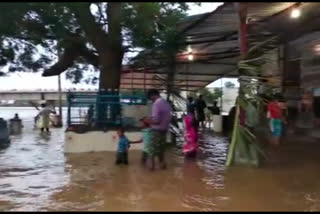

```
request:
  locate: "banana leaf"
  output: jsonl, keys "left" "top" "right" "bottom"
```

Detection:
{"left": 237, "top": 97, "right": 248, "bottom": 109}
{"left": 226, "top": 35, "right": 278, "bottom": 168}
{"left": 233, "top": 126, "right": 260, "bottom": 167}
{"left": 226, "top": 105, "right": 240, "bottom": 166}
{"left": 245, "top": 36, "right": 277, "bottom": 59}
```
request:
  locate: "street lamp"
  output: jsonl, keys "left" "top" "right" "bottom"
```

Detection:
{"left": 314, "top": 44, "right": 320, "bottom": 55}
{"left": 186, "top": 52, "right": 194, "bottom": 92}
{"left": 188, "top": 54, "right": 194, "bottom": 61}
{"left": 290, "top": 8, "right": 301, "bottom": 19}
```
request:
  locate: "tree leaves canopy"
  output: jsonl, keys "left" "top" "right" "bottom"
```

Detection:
{"left": 0, "top": 2, "right": 189, "bottom": 84}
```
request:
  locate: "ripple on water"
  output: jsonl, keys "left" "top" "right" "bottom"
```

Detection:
{"left": 3, "top": 108, "right": 320, "bottom": 211}
{"left": 182, "top": 194, "right": 218, "bottom": 211}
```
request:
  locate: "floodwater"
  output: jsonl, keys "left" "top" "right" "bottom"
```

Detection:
{"left": 0, "top": 107, "right": 320, "bottom": 211}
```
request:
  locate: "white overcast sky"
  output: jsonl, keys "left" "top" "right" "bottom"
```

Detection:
{"left": 0, "top": 2, "right": 238, "bottom": 90}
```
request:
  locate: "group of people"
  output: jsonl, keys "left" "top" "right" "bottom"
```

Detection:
{"left": 115, "top": 90, "right": 222, "bottom": 170}
{"left": 187, "top": 95, "right": 221, "bottom": 129}
{"left": 186, "top": 95, "right": 207, "bottom": 129}
{"left": 115, "top": 89, "right": 172, "bottom": 171}
{"left": 266, "top": 90, "right": 320, "bottom": 146}
{"left": 31, "top": 89, "right": 220, "bottom": 170}
{"left": 115, "top": 88, "right": 319, "bottom": 169}
{"left": 183, "top": 95, "right": 220, "bottom": 157}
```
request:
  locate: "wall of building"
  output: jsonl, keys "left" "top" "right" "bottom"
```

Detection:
{"left": 286, "top": 31, "right": 320, "bottom": 91}
{"left": 262, "top": 48, "right": 281, "bottom": 79}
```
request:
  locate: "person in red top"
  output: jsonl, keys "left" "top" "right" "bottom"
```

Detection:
{"left": 267, "top": 95, "right": 286, "bottom": 145}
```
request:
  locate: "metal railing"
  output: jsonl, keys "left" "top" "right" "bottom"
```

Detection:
{"left": 67, "top": 92, "right": 148, "bottom": 128}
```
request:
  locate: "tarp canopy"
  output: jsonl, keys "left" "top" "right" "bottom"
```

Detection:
{"left": 120, "top": 3, "right": 320, "bottom": 92}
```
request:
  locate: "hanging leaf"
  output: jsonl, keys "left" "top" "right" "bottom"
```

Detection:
{"left": 226, "top": 34, "right": 279, "bottom": 167}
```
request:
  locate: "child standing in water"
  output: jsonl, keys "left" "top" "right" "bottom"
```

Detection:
{"left": 115, "top": 128, "right": 142, "bottom": 165}
{"left": 140, "top": 119, "right": 152, "bottom": 167}
{"left": 267, "top": 95, "right": 286, "bottom": 146}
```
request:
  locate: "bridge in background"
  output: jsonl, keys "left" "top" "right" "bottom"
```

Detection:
{"left": 0, "top": 90, "right": 97, "bottom": 101}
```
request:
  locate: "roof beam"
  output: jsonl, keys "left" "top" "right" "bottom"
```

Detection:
{"left": 120, "top": 83, "right": 206, "bottom": 87}
{"left": 197, "top": 31, "right": 238, "bottom": 50}
{"left": 178, "top": 48, "right": 239, "bottom": 57}
{"left": 121, "top": 77, "right": 214, "bottom": 82}
{"left": 133, "top": 71, "right": 238, "bottom": 77}
{"left": 178, "top": 3, "right": 229, "bottom": 38}
{"left": 179, "top": 34, "right": 237, "bottom": 45}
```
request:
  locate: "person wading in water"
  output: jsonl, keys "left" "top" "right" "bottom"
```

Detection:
{"left": 142, "top": 89, "right": 172, "bottom": 171}
{"left": 36, "top": 103, "right": 56, "bottom": 133}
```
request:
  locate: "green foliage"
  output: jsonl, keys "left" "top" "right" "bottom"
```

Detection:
{"left": 0, "top": 3, "right": 189, "bottom": 84}
{"left": 122, "top": 3, "right": 188, "bottom": 52}
{"left": 226, "top": 36, "right": 278, "bottom": 167}
{"left": 188, "top": 87, "right": 222, "bottom": 104}
{"left": 224, "top": 81, "right": 235, "bottom": 88}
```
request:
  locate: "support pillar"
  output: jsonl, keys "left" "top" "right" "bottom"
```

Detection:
{"left": 226, "top": 3, "right": 250, "bottom": 167}
{"left": 226, "top": 3, "right": 262, "bottom": 167}
{"left": 166, "top": 55, "right": 176, "bottom": 101}
{"left": 56, "top": 74, "right": 63, "bottom": 127}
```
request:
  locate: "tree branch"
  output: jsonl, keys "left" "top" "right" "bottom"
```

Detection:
{"left": 42, "top": 33, "right": 99, "bottom": 76}
{"left": 71, "top": 3, "right": 109, "bottom": 52}
{"left": 81, "top": 47, "right": 99, "bottom": 67}
{"left": 42, "top": 45, "right": 81, "bottom": 76}
{"left": 97, "top": 4, "right": 108, "bottom": 26}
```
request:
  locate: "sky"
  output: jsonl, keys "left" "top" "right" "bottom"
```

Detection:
{"left": 0, "top": 2, "right": 237, "bottom": 91}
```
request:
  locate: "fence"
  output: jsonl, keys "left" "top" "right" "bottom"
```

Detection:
{"left": 67, "top": 91, "right": 148, "bottom": 128}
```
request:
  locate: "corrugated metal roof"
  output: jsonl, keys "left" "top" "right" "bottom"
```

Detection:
{"left": 258, "top": 3, "right": 320, "bottom": 42}
{"left": 173, "top": 2, "right": 306, "bottom": 90}
{"left": 121, "top": 2, "right": 317, "bottom": 91}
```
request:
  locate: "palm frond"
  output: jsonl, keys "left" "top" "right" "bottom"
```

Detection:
{"left": 226, "top": 35, "right": 278, "bottom": 167}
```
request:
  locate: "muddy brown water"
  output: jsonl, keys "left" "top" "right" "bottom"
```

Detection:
{"left": 1, "top": 107, "right": 320, "bottom": 211}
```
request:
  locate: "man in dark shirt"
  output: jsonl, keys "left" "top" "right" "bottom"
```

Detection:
{"left": 209, "top": 101, "right": 220, "bottom": 115}
{"left": 195, "top": 95, "right": 207, "bottom": 129}
{"left": 186, "top": 96, "right": 195, "bottom": 115}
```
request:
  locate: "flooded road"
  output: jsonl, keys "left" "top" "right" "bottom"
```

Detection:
{"left": 1, "top": 107, "right": 320, "bottom": 211}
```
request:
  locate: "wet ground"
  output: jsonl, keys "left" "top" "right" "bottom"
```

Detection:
{"left": 1, "top": 107, "right": 320, "bottom": 211}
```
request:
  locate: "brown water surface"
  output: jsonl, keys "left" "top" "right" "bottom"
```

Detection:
{"left": 0, "top": 107, "right": 320, "bottom": 211}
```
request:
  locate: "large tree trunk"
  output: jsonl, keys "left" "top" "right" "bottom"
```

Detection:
{"left": 44, "top": 3, "right": 124, "bottom": 91}
{"left": 100, "top": 2, "right": 123, "bottom": 91}
{"left": 70, "top": 3, "right": 124, "bottom": 128}
{"left": 41, "top": 3, "right": 124, "bottom": 128}
{"left": 98, "top": 50, "right": 123, "bottom": 127}
{"left": 99, "top": 51, "right": 123, "bottom": 90}
{"left": 73, "top": 3, "right": 123, "bottom": 91}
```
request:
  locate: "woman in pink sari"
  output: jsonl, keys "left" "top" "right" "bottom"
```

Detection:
{"left": 183, "top": 110, "right": 198, "bottom": 158}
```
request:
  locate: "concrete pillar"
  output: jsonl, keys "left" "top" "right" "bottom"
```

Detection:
{"left": 41, "top": 92, "right": 45, "bottom": 100}
{"left": 57, "top": 75, "right": 63, "bottom": 127}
